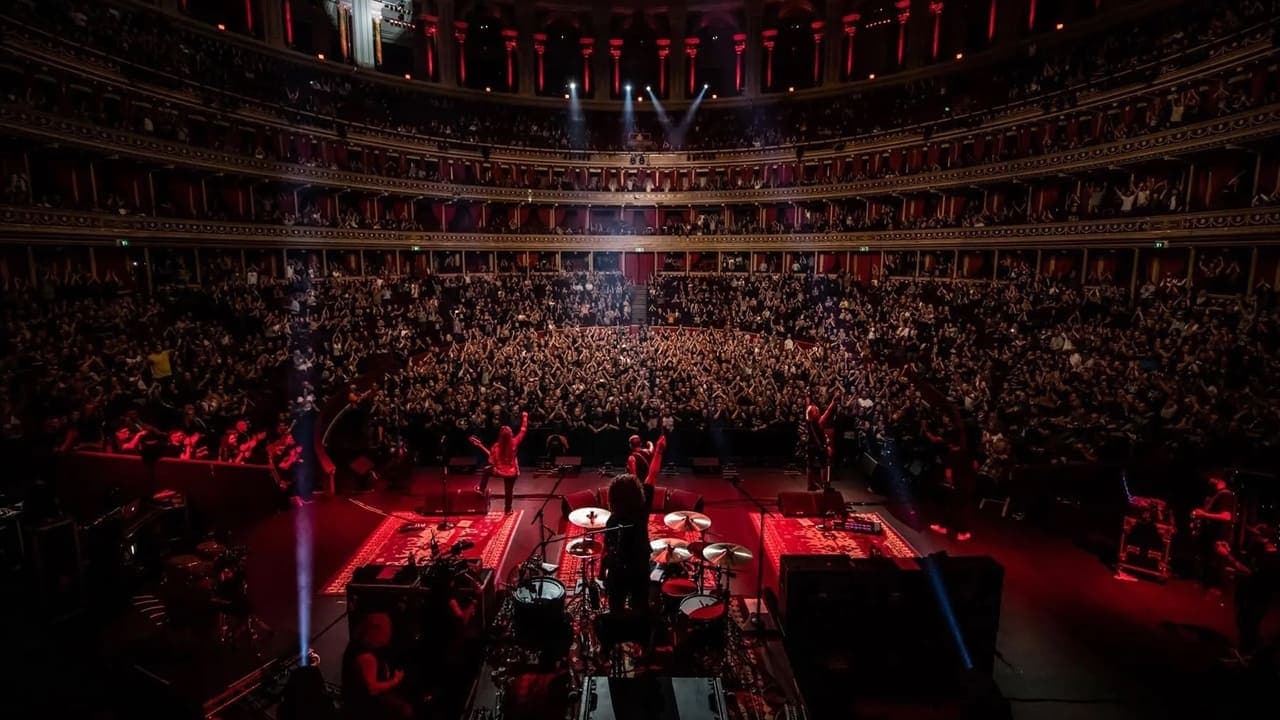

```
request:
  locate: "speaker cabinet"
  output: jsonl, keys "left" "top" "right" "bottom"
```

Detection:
{"left": 779, "top": 553, "right": 1004, "bottom": 687}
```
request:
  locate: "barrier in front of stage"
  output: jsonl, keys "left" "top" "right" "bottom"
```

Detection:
{"left": 52, "top": 451, "right": 282, "bottom": 529}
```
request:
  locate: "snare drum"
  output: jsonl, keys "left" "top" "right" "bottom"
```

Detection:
{"left": 660, "top": 578, "right": 697, "bottom": 613}
{"left": 512, "top": 577, "right": 567, "bottom": 649}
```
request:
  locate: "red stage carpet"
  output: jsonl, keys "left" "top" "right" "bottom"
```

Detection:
{"left": 555, "top": 515, "right": 683, "bottom": 589}
{"left": 748, "top": 512, "right": 920, "bottom": 593}
{"left": 322, "top": 511, "right": 522, "bottom": 596}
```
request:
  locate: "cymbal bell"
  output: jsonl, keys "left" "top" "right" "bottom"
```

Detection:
{"left": 663, "top": 510, "right": 711, "bottom": 532}
{"left": 702, "top": 542, "right": 753, "bottom": 568}
{"left": 568, "top": 506, "right": 611, "bottom": 529}
{"left": 649, "top": 538, "right": 692, "bottom": 564}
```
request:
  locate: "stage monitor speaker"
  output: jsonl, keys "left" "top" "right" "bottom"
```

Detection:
{"left": 777, "top": 490, "right": 845, "bottom": 517}
{"left": 577, "top": 676, "right": 727, "bottom": 720}
{"left": 562, "top": 489, "right": 601, "bottom": 518}
{"left": 662, "top": 487, "right": 704, "bottom": 513}
{"left": 418, "top": 488, "right": 489, "bottom": 515}
{"left": 691, "top": 457, "right": 721, "bottom": 474}
{"left": 448, "top": 455, "right": 478, "bottom": 473}
{"left": 554, "top": 456, "right": 583, "bottom": 475}
{"left": 777, "top": 491, "right": 818, "bottom": 517}
{"left": 857, "top": 452, "right": 881, "bottom": 482}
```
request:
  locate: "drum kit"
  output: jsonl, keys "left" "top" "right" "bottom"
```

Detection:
{"left": 160, "top": 537, "right": 255, "bottom": 645}
{"left": 506, "top": 505, "right": 753, "bottom": 664}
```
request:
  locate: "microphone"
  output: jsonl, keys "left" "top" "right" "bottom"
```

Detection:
{"left": 448, "top": 539, "right": 475, "bottom": 555}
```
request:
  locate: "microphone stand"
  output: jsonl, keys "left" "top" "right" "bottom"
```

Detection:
{"left": 530, "top": 466, "right": 569, "bottom": 550}
{"left": 438, "top": 459, "right": 454, "bottom": 531}
{"left": 730, "top": 477, "right": 774, "bottom": 634}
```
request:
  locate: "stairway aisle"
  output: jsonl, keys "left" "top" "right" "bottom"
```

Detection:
{"left": 630, "top": 284, "right": 648, "bottom": 325}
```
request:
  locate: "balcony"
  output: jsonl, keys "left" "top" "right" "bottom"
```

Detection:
{"left": 4, "top": 205, "right": 1279, "bottom": 251}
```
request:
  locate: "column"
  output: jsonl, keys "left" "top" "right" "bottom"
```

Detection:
{"left": 810, "top": 21, "right": 824, "bottom": 85}
{"left": 657, "top": 39, "right": 671, "bottom": 96}
{"left": 438, "top": 0, "right": 457, "bottom": 86}
{"left": 743, "top": 0, "right": 763, "bottom": 96}
{"left": 580, "top": 39, "right": 595, "bottom": 95}
{"left": 261, "top": 0, "right": 285, "bottom": 47}
{"left": 516, "top": 3, "right": 536, "bottom": 96}
{"left": 733, "top": 34, "right": 747, "bottom": 93}
{"left": 684, "top": 38, "right": 699, "bottom": 96}
{"left": 669, "top": 4, "right": 687, "bottom": 100}
{"left": 454, "top": 22, "right": 469, "bottom": 85}
{"left": 761, "top": 28, "right": 777, "bottom": 91}
{"left": 930, "top": 2, "right": 944, "bottom": 60}
{"left": 418, "top": 16, "right": 439, "bottom": 80}
{"left": 842, "top": 14, "right": 859, "bottom": 79}
{"left": 895, "top": 0, "right": 910, "bottom": 67}
{"left": 1028, "top": 0, "right": 1038, "bottom": 31}
{"left": 533, "top": 33, "right": 547, "bottom": 94}
{"left": 502, "top": 29, "right": 518, "bottom": 91}
{"left": 987, "top": 0, "right": 998, "bottom": 42}
{"left": 609, "top": 38, "right": 623, "bottom": 96}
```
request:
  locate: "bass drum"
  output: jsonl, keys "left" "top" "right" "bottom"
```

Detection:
{"left": 511, "top": 577, "right": 569, "bottom": 655}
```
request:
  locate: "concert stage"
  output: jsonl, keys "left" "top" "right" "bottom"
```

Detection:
{"left": 222, "top": 465, "right": 1262, "bottom": 720}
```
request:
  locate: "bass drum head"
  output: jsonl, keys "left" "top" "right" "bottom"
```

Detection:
{"left": 513, "top": 577, "right": 565, "bottom": 604}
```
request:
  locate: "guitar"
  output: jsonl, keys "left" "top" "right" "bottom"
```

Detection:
{"left": 467, "top": 435, "right": 490, "bottom": 456}
{"left": 234, "top": 432, "right": 267, "bottom": 463}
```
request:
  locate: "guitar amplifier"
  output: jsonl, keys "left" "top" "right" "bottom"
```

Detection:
{"left": 346, "top": 563, "right": 496, "bottom": 651}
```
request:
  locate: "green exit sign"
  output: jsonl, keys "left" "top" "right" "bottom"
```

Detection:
{"left": 858, "top": 246, "right": 870, "bottom": 252}
{"left": 411, "top": 245, "right": 421, "bottom": 252}
{"left": 1153, "top": 241, "right": 1167, "bottom": 249}
{"left": 117, "top": 239, "right": 130, "bottom": 247}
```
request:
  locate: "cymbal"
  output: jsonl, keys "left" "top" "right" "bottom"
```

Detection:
{"left": 664, "top": 511, "right": 712, "bottom": 533}
{"left": 566, "top": 538, "right": 603, "bottom": 558}
{"left": 649, "top": 538, "right": 692, "bottom": 564}
{"left": 702, "top": 543, "right": 753, "bottom": 568}
{"left": 568, "top": 506, "right": 611, "bottom": 529}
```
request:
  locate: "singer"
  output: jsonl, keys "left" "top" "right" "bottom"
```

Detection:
{"left": 601, "top": 473, "right": 652, "bottom": 613}
{"left": 470, "top": 411, "right": 528, "bottom": 514}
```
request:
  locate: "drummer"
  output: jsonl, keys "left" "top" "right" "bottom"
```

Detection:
{"left": 601, "top": 473, "right": 652, "bottom": 613}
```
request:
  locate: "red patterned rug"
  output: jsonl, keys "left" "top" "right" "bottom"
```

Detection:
{"left": 554, "top": 515, "right": 684, "bottom": 590}
{"left": 322, "top": 511, "right": 522, "bottom": 596}
{"left": 747, "top": 511, "right": 920, "bottom": 594}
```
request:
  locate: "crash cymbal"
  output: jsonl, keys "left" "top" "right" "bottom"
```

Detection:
{"left": 663, "top": 511, "right": 712, "bottom": 533}
{"left": 702, "top": 543, "right": 753, "bottom": 568}
{"left": 568, "top": 506, "right": 611, "bottom": 529}
{"left": 566, "top": 538, "right": 603, "bottom": 558}
{"left": 649, "top": 538, "right": 692, "bottom": 564}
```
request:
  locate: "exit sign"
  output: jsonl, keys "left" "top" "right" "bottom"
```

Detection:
{"left": 1153, "top": 241, "right": 1167, "bottom": 249}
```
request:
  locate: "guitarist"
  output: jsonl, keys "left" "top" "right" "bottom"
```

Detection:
{"left": 468, "top": 412, "right": 528, "bottom": 514}
{"left": 1192, "top": 474, "right": 1237, "bottom": 593}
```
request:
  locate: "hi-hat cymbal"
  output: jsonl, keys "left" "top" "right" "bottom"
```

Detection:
{"left": 702, "top": 543, "right": 753, "bottom": 568}
{"left": 649, "top": 538, "right": 692, "bottom": 564}
{"left": 566, "top": 538, "right": 603, "bottom": 558}
{"left": 568, "top": 506, "right": 611, "bottom": 529}
{"left": 663, "top": 510, "right": 711, "bottom": 532}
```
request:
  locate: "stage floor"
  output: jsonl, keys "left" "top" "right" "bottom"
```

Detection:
{"left": 239, "top": 465, "right": 1269, "bottom": 720}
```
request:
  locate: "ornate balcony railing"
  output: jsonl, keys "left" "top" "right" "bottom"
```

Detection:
{"left": 4, "top": 205, "right": 1278, "bottom": 251}
{"left": 5, "top": 103, "right": 1280, "bottom": 206}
